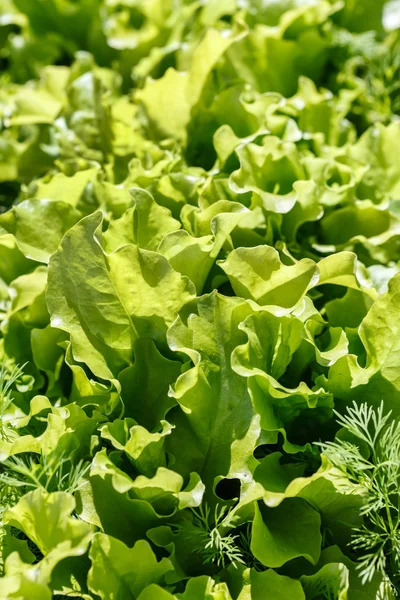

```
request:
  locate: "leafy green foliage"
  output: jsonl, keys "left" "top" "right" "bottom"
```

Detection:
{"left": 320, "top": 402, "right": 400, "bottom": 593}
{"left": 0, "top": 0, "right": 400, "bottom": 598}
{"left": 172, "top": 504, "right": 245, "bottom": 570}
{"left": 0, "top": 453, "right": 90, "bottom": 495}
{"left": 0, "top": 363, "right": 26, "bottom": 441}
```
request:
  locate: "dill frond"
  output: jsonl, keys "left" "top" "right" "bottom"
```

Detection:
{"left": 318, "top": 401, "right": 400, "bottom": 592}
{"left": 173, "top": 503, "right": 245, "bottom": 570}
{"left": 0, "top": 362, "right": 26, "bottom": 441}
{"left": 0, "top": 452, "right": 90, "bottom": 495}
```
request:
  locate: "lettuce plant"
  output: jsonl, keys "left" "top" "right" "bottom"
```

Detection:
{"left": 0, "top": 0, "right": 400, "bottom": 598}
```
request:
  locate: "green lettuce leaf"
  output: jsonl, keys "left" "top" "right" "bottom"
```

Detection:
{"left": 166, "top": 292, "right": 259, "bottom": 488}
{"left": 88, "top": 533, "right": 173, "bottom": 600}
{"left": 47, "top": 211, "right": 195, "bottom": 379}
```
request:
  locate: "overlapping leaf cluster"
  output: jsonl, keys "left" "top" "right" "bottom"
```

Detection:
{"left": 1, "top": 0, "right": 400, "bottom": 598}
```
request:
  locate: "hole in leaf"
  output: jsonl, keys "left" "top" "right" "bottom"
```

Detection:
{"left": 215, "top": 478, "right": 241, "bottom": 501}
